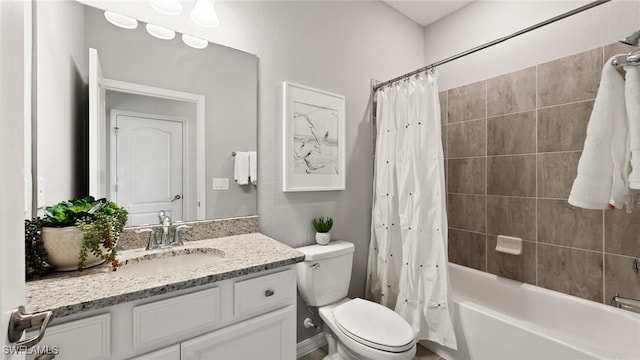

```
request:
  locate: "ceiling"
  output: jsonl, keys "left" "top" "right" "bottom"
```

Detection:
{"left": 382, "top": 0, "right": 474, "bottom": 27}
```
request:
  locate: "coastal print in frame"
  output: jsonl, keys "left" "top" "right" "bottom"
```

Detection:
{"left": 282, "top": 82, "right": 345, "bottom": 191}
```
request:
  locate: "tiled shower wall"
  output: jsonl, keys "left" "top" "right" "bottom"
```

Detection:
{"left": 442, "top": 42, "right": 640, "bottom": 305}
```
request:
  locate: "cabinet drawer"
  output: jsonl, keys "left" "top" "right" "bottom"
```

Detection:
{"left": 27, "top": 313, "right": 110, "bottom": 360}
{"left": 234, "top": 269, "right": 294, "bottom": 318}
{"left": 133, "top": 287, "right": 220, "bottom": 350}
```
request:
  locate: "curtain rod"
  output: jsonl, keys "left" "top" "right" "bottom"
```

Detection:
{"left": 372, "top": 0, "right": 611, "bottom": 92}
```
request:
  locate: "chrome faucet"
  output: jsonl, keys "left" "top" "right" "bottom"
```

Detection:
{"left": 611, "top": 293, "right": 640, "bottom": 314}
{"left": 161, "top": 213, "right": 172, "bottom": 246}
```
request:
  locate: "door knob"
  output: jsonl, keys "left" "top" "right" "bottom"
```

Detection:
{"left": 7, "top": 306, "right": 53, "bottom": 349}
{"left": 171, "top": 194, "right": 182, "bottom": 202}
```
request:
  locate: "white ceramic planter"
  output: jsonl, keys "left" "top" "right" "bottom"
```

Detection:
{"left": 315, "top": 232, "right": 331, "bottom": 245}
{"left": 42, "top": 226, "right": 106, "bottom": 271}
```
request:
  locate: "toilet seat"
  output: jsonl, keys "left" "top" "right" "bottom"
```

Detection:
{"left": 333, "top": 298, "right": 415, "bottom": 353}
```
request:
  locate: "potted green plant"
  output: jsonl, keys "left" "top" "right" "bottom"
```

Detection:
{"left": 312, "top": 217, "right": 333, "bottom": 245}
{"left": 42, "top": 196, "right": 128, "bottom": 271}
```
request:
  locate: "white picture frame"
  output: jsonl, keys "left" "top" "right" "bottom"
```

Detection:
{"left": 282, "top": 81, "right": 346, "bottom": 192}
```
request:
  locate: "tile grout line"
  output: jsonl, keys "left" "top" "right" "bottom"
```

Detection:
{"left": 447, "top": 150, "right": 582, "bottom": 160}
{"left": 450, "top": 226, "right": 607, "bottom": 254}
{"left": 484, "top": 79, "right": 488, "bottom": 273}
{"left": 535, "top": 63, "right": 539, "bottom": 287}
{"left": 448, "top": 98, "right": 596, "bottom": 124}
{"left": 601, "top": 43, "right": 606, "bottom": 304}
{"left": 536, "top": 98, "right": 597, "bottom": 111}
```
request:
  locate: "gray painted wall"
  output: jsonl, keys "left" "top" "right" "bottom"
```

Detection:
{"left": 36, "top": 0, "right": 87, "bottom": 206}
{"left": 51, "top": 0, "right": 426, "bottom": 343}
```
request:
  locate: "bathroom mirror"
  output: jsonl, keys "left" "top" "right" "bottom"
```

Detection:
{"left": 34, "top": 1, "right": 257, "bottom": 226}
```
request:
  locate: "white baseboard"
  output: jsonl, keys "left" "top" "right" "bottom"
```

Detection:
{"left": 297, "top": 332, "right": 327, "bottom": 358}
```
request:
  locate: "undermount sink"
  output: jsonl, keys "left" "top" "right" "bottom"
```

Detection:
{"left": 113, "top": 248, "right": 226, "bottom": 278}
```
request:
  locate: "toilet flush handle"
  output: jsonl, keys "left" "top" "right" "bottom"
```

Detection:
{"left": 309, "top": 263, "right": 320, "bottom": 269}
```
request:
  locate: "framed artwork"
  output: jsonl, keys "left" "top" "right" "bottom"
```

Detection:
{"left": 282, "top": 82, "right": 345, "bottom": 192}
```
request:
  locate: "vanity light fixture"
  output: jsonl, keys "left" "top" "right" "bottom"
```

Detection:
{"left": 145, "top": 23, "right": 176, "bottom": 40}
{"left": 190, "top": 0, "right": 220, "bottom": 28}
{"left": 149, "top": 0, "right": 183, "bottom": 16}
{"left": 182, "top": 34, "right": 208, "bottom": 49}
{"left": 103, "top": 11, "right": 139, "bottom": 30}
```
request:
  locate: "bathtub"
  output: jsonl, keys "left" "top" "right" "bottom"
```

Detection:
{"left": 423, "top": 263, "right": 640, "bottom": 360}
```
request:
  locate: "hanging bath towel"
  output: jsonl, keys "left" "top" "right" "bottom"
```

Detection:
{"left": 626, "top": 66, "right": 640, "bottom": 189}
{"left": 569, "top": 55, "right": 629, "bottom": 209}
{"left": 366, "top": 71, "right": 457, "bottom": 350}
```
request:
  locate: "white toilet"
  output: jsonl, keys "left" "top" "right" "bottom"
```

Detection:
{"left": 296, "top": 241, "right": 416, "bottom": 360}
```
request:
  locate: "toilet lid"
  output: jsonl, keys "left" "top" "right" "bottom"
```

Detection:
{"left": 333, "top": 298, "right": 415, "bottom": 353}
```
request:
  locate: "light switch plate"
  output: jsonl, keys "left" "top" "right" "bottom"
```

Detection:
{"left": 212, "top": 178, "right": 229, "bottom": 190}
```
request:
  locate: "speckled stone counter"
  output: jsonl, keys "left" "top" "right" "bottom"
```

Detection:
{"left": 26, "top": 233, "right": 304, "bottom": 318}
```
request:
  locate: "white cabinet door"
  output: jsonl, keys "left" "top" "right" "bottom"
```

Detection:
{"left": 26, "top": 314, "right": 111, "bottom": 360}
{"left": 129, "top": 345, "right": 180, "bottom": 360}
{"left": 181, "top": 306, "right": 295, "bottom": 360}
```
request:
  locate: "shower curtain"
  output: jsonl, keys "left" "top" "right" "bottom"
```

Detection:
{"left": 366, "top": 71, "right": 457, "bottom": 349}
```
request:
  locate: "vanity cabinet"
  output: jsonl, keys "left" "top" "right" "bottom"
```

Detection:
{"left": 30, "top": 267, "right": 296, "bottom": 360}
{"left": 130, "top": 345, "right": 180, "bottom": 360}
{"left": 181, "top": 306, "right": 294, "bottom": 360}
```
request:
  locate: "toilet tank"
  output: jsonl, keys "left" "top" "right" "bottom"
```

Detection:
{"left": 296, "top": 240, "right": 354, "bottom": 307}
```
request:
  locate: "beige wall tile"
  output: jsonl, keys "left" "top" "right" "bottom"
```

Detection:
{"left": 439, "top": 90, "right": 447, "bottom": 125}
{"left": 538, "top": 101, "right": 593, "bottom": 153}
{"left": 487, "top": 111, "right": 536, "bottom": 155}
{"left": 487, "top": 155, "right": 536, "bottom": 197}
{"left": 448, "top": 229, "right": 486, "bottom": 271}
{"left": 605, "top": 210, "right": 640, "bottom": 258}
{"left": 604, "top": 254, "right": 640, "bottom": 306}
{"left": 447, "top": 119, "right": 486, "bottom": 158}
{"left": 447, "top": 158, "right": 485, "bottom": 194}
{"left": 442, "top": 125, "right": 447, "bottom": 159}
{"left": 487, "top": 236, "right": 536, "bottom": 285}
{"left": 486, "top": 196, "right": 535, "bottom": 240}
{"left": 537, "top": 48, "right": 601, "bottom": 107}
{"left": 447, "top": 81, "right": 486, "bottom": 123}
{"left": 537, "top": 152, "right": 581, "bottom": 199}
{"left": 537, "top": 199, "right": 603, "bottom": 251}
{"left": 538, "top": 244, "right": 603, "bottom": 302}
{"left": 447, "top": 194, "right": 486, "bottom": 233}
{"left": 487, "top": 66, "right": 536, "bottom": 117}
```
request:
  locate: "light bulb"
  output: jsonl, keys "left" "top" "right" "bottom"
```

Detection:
{"left": 149, "top": 0, "right": 183, "bottom": 16}
{"left": 190, "top": 0, "right": 219, "bottom": 28}
{"left": 104, "top": 11, "right": 138, "bottom": 30}
{"left": 182, "top": 34, "right": 208, "bottom": 49}
{"left": 145, "top": 24, "right": 176, "bottom": 40}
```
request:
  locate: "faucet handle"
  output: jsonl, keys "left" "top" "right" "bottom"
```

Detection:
{"left": 174, "top": 225, "right": 192, "bottom": 246}
{"left": 136, "top": 228, "right": 159, "bottom": 250}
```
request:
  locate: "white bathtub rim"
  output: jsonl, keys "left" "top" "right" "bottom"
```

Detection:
{"left": 454, "top": 298, "right": 606, "bottom": 359}
{"left": 447, "top": 263, "right": 640, "bottom": 358}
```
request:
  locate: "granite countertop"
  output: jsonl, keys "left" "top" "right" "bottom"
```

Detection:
{"left": 26, "top": 233, "right": 305, "bottom": 318}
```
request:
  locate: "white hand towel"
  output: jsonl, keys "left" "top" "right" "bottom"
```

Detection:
{"left": 248, "top": 151, "right": 257, "bottom": 185}
{"left": 234, "top": 151, "right": 250, "bottom": 185}
{"left": 625, "top": 66, "right": 640, "bottom": 189}
{"left": 569, "top": 55, "right": 628, "bottom": 209}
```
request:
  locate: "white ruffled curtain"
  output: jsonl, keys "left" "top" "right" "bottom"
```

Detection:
{"left": 365, "top": 71, "right": 457, "bottom": 349}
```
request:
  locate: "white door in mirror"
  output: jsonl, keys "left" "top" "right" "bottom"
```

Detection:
{"left": 111, "top": 112, "right": 183, "bottom": 226}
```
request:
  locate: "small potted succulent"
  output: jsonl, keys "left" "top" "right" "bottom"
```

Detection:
{"left": 312, "top": 217, "right": 333, "bottom": 245}
{"left": 42, "top": 196, "right": 128, "bottom": 271}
